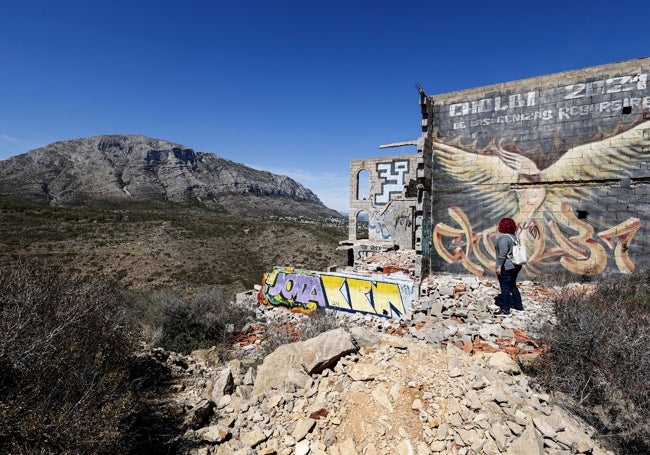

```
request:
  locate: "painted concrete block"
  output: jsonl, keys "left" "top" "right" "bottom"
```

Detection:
{"left": 259, "top": 267, "right": 416, "bottom": 318}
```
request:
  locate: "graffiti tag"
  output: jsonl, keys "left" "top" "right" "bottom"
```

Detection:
{"left": 432, "top": 204, "right": 641, "bottom": 276}
{"left": 259, "top": 267, "right": 415, "bottom": 318}
{"left": 375, "top": 160, "right": 409, "bottom": 204}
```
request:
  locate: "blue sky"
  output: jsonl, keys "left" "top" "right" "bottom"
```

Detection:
{"left": 1, "top": 1, "right": 649, "bottom": 213}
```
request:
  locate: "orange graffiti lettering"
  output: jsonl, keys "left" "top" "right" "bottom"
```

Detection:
{"left": 597, "top": 218, "right": 641, "bottom": 272}
{"left": 432, "top": 203, "right": 641, "bottom": 276}
{"left": 548, "top": 203, "right": 606, "bottom": 275}
{"left": 432, "top": 206, "right": 485, "bottom": 275}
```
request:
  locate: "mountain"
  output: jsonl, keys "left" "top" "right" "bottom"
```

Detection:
{"left": 0, "top": 135, "right": 342, "bottom": 218}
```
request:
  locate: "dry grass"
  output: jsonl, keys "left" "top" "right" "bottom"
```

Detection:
{"left": 532, "top": 269, "right": 650, "bottom": 454}
{"left": 0, "top": 261, "right": 141, "bottom": 454}
{"left": 0, "top": 201, "right": 349, "bottom": 454}
{"left": 0, "top": 202, "right": 348, "bottom": 293}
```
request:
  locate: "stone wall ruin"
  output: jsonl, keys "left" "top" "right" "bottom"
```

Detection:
{"left": 344, "top": 56, "right": 650, "bottom": 281}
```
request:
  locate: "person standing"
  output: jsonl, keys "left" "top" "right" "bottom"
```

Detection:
{"left": 494, "top": 217, "right": 523, "bottom": 315}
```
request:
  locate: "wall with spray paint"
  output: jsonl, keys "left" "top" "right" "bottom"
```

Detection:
{"left": 347, "top": 155, "right": 419, "bottom": 250}
{"left": 426, "top": 57, "right": 650, "bottom": 278}
{"left": 259, "top": 267, "right": 416, "bottom": 318}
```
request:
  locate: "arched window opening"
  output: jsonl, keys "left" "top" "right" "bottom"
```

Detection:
{"left": 356, "top": 210, "right": 369, "bottom": 239}
{"left": 356, "top": 169, "right": 370, "bottom": 200}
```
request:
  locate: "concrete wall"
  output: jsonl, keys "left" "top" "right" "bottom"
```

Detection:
{"left": 348, "top": 154, "right": 419, "bottom": 250}
{"left": 259, "top": 267, "right": 416, "bottom": 318}
{"left": 341, "top": 92, "right": 433, "bottom": 279}
{"left": 426, "top": 57, "right": 650, "bottom": 278}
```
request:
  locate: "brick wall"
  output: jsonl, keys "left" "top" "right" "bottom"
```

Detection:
{"left": 425, "top": 57, "right": 650, "bottom": 278}
{"left": 348, "top": 154, "right": 419, "bottom": 251}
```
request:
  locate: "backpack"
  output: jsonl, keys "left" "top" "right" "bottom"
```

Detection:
{"left": 507, "top": 234, "right": 527, "bottom": 265}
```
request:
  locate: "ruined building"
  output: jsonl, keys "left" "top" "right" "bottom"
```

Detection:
{"left": 342, "top": 56, "right": 650, "bottom": 282}
{"left": 261, "top": 57, "right": 649, "bottom": 318}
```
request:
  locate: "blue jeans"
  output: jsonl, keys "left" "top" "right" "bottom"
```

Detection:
{"left": 498, "top": 266, "right": 523, "bottom": 311}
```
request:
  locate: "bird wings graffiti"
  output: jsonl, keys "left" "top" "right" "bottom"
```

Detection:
{"left": 429, "top": 61, "right": 649, "bottom": 277}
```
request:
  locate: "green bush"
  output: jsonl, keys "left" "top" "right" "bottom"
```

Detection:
{"left": 129, "top": 286, "right": 256, "bottom": 355}
{"left": 533, "top": 269, "right": 650, "bottom": 454}
{"left": 0, "top": 261, "right": 141, "bottom": 454}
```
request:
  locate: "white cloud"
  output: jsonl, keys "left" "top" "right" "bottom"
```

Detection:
{"left": 0, "top": 134, "right": 43, "bottom": 161}
{"left": 0, "top": 134, "right": 18, "bottom": 144}
{"left": 0, "top": 134, "right": 22, "bottom": 161}
{"left": 250, "top": 165, "right": 350, "bottom": 214}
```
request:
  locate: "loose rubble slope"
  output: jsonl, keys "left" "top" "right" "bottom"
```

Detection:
{"left": 145, "top": 267, "right": 611, "bottom": 455}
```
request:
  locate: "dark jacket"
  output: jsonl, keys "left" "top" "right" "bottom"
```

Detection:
{"left": 495, "top": 234, "right": 518, "bottom": 270}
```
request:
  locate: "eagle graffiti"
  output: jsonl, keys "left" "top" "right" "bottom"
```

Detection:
{"left": 432, "top": 120, "right": 649, "bottom": 276}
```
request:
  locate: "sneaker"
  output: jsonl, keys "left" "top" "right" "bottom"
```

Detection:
{"left": 512, "top": 307, "right": 524, "bottom": 312}
{"left": 494, "top": 309, "right": 511, "bottom": 316}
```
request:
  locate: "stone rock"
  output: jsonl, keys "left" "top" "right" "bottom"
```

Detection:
{"left": 516, "top": 352, "right": 541, "bottom": 369}
{"left": 533, "top": 415, "right": 557, "bottom": 438}
{"left": 292, "top": 418, "right": 316, "bottom": 441}
{"left": 507, "top": 425, "right": 544, "bottom": 455}
{"left": 216, "top": 394, "right": 232, "bottom": 409}
{"left": 294, "top": 439, "right": 310, "bottom": 455}
{"left": 181, "top": 399, "right": 214, "bottom": 430}
{"left": 349, "top": 326, "right": 380, "bottom": 348}
{"left": 490, "top": 423, "right": 511, "bottom": 452}
{"left": 300, "top": 328, "right": 358, "bottom": 374}
{"left": 243, "top": 367, "right": 256, "bottom": 386}
{"left": 338, "top": 437, "right": 360, "bottom": 455}
{"left": 194, "top": 424, "right": 230, "bottom": 443}
{"left": 487, "top": 351, "right": 522, "bottom": 374}
{"left": 204, "top": 368, "right": 234, "bottom": 403}
{"left": 558, "top": 431, "right": 595, "bottom": 453}
{"left": 240, "top": 428, "right": 267, "bottom": 448}
{"left": 191, "top": 346, "right": 222, "bottom": 367}
{"left": 148, "top": 274, "right": 615, "bottom": 455}
{"left": 347, "top": 363, "right": 384, "bottom": 381}
{"left": 253, "top": 344, "right": 312, "bottom": 395}
{"left": 253, "top": 329, "right": 357, "bottom": 395}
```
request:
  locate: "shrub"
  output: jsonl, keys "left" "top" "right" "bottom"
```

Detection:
{"left": 261, "top": 306, "right": 341, "bottom": 357}
{"left": 0, "top": 260, "right": 141, "bottom": 454}
{"left": 298, "top": 305, "right": 342, "bottom": 340}
{"left": 129, "top": 286, "right": 256, "bottom": 355}
{"left": 533, "top": 268, "right": 650, "bottom": 454}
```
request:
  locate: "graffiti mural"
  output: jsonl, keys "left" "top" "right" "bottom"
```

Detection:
{"left": 368, "top": 207, "right": 413, "bottom": 240}
{"left": 368, "top": 208, "right": 393, "bottom": 240}
{"left": 433, "top": 205, "right": 641, "bottom": 276}
{"left": 428, "top": 58, "right": 650, "bottom": 277}
{"left": 375, "top": 160, "right": 410, "bottom": 204}
{"left": 259, "top": 267, "right": 415, "bottom": 318}
{"left": 431, "top": 121, "right": 648, "bottom": 276}
{"left": 348, "top": 155, "right": 418, "bottom": 250}
{"left": 355, "top": 243, "right": 386, "bottom": 262}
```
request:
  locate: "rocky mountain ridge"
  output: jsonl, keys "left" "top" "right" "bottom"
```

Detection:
{"left": 0, "top": 135, "right": 341, "bottom": 218}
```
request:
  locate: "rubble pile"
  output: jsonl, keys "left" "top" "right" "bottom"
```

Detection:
{"left": 230, "top": 271, "right": 557, "bottom": 360}
{"left": 144, "top": 269, "right": 610, "bottom": 454}
{"left": 352, "top": 249, "right": 418, "bottom": 276}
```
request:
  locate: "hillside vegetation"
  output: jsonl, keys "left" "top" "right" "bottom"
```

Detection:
{"left": 0, "top": 261, "right": 142, "bottom": 453}
{"left": 0, "top": 202, "right": 348, "bottom": 293}
{"left": 0, "top": 201, "right": 349, "bottom": 453}
{"left": 533, "top": 269, "right": 650, "bottom": 453}
{"left": 2, "top": 200, "right": 649, "bottom": 454}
